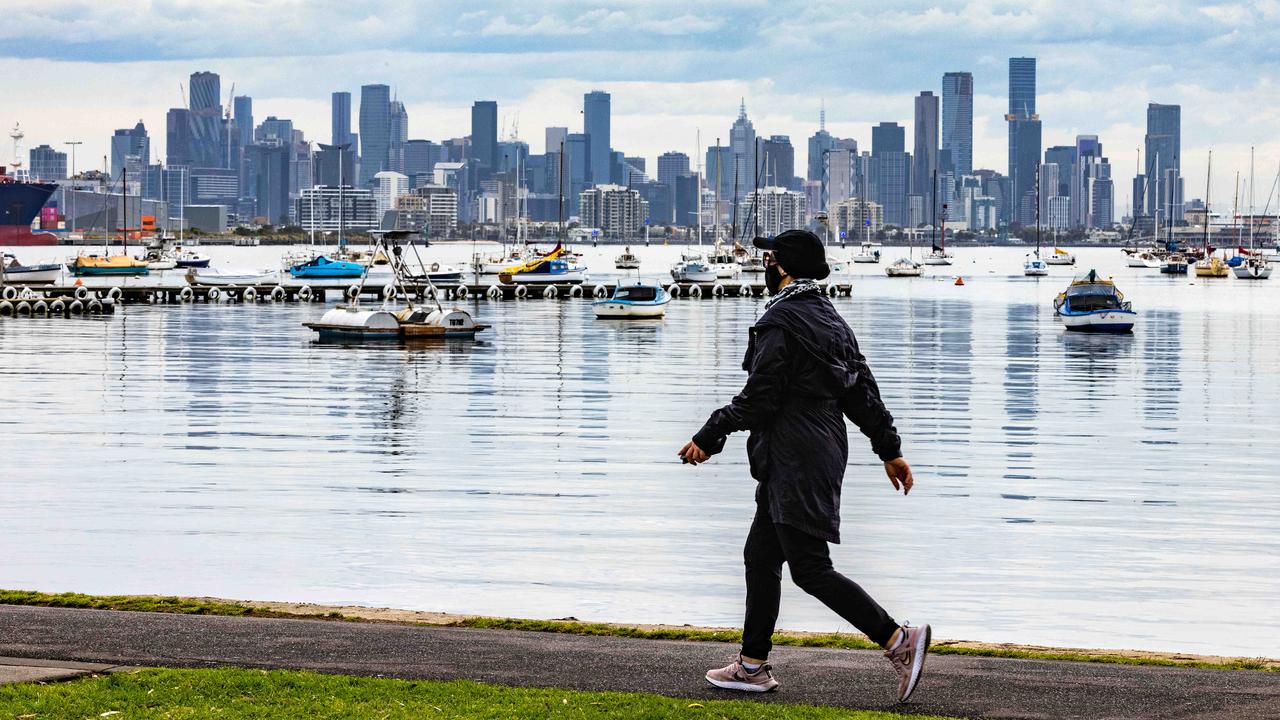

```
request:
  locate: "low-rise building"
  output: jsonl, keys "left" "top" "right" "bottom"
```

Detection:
{"left": 296, "top": 185, "right": 378, "bottom": 232}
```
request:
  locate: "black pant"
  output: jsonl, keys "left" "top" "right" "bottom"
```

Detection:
{"left": 741, "top": 502, "right": 899, "bottom": 660}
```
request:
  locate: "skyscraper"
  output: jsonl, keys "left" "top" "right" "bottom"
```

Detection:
{"left": 233, "top": 96, "right": 253, "bottom": 149}
{"left": 110, "top": 121, "right": 150, "bottom": 179}
{"left": 657, "top": 152, "right": 690, "bottom": 186}
{"left": 470, "top": 100, "right": 498, "bottom": 180}
{"left": 29, "top": 144, "right": 67, "bottom": 181}
{"left": 359, "top": 84, "right": 391, "bottom": 186}
{"left": 388, "top": 100, "right": 408, "bottom": 173}
{"left": 729, "top": 100, "right": 757, "bottom": 212}
{"left": 187, "top": 71, "right": 224, "bottom": 168}
{"left": 941, "top": 72, "right": 973, "bottom": 175}
{"left": 872, "top": 122, "right": 908, "bottom": 227}
{"left": 761, "top": 135, "right": 795, "bottom": 189}
{"left": 583, "top": 91, "right": 611, "bottom": 185}
{"left": 1007, "top": 57, "right": 1041, "bottom": 225}
{"left": 913, "top": 91, "right": 940, "bottom": 214}
{"left": 1144, "top": 103, "right": 1181, "bottom": 219}
{"left": 331, "top": 92, "right": 352, "bottom": 148}
{"left": 165, "top": 108, "right": 193, "bottom": 167}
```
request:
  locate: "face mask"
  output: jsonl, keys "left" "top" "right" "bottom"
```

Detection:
{"left": 765, "top": 264, "right": 784, "bottom": 294}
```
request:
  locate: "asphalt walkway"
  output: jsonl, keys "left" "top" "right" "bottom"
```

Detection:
{"left": 1, "top": 605, "right": 1276, "bottom": 719}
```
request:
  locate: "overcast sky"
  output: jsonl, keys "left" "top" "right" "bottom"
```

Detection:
{"left": 5, "top": 1, "right": 1280, "bottom": 211}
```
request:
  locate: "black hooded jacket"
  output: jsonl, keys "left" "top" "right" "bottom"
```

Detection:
{"left": 692, "top": 290, "right": 901, "bottom": 543}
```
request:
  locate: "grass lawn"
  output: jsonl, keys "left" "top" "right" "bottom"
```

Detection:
{"left": 0, "top": 668, "right": 956, "bottom": 720}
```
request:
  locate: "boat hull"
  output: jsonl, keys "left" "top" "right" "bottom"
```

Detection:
{"left": 1057, "top": 310, "right": 1137, "bottom": 333}
{"left": 671, "top": 271, "right": 718, "bottom": 282}
{"left": 304, "top": 324, "right": 485, "bottom": 340}
{"left": 1, "top": 265, "right": 62, "bottom": 283}
{"left": 592, "top": 301, "right": 669, "bottom": 319}
{"left": 1232, "top": 266, "right": 1273, "bottom": 280}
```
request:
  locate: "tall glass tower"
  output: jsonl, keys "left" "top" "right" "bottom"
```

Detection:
{"left": 359, "top": 84, "right": 391, "bottom": 186}
{"left": 583, "top": 91, "right": 611, "bottom": 185}
{"left": 941, "top": 72, "right": 973, "bottom": 175}
{"left": 1007, "top": 58, "right": 1041, "bottom": 225}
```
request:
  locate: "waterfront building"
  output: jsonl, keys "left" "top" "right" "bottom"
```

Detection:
{"left": 761, "top": 135, "right": 796, "bottom": 190}
{"left": 331, "top": 92, "right": 352, "bottom": 147}
{"left": 359, "top": 84, "right": 391, "bottom": 186}
{"left": 743, "top": 186, "right": 807, "bottom": 237}
{"left": 296, "top": 185, "right": 378, "bottom": 232}
{"left": 470, "top": 100, "right": 498, "bottom": 181}
{"left": 397, "top": 184, "right": 459, "bottom": 238}
{"left": 1007, "top": 57, "right": 1041, "bottom": 226}
{"left": 583, "top": 90, "right": 611, "bottom": 185}
{"left": 833, "top": 197, "right": 884, "bottom": 237}
{"left": 110, "top": 122, "right": 150, "bottom": 180}
{"left": 579, "top": 184, "right": 644, "bottom": 238}
{"left": 942, "top": 72, "right": 974, "bottom": 176}
{"left": 1047, "top": 195, "right": 1071, "bottom": 229}
{"left": 373, "top": 171, "right": 408, "bottom": 218}
{"left": 913, "top": 91, "right": 940, "bottom": 214}
{"left": 29, "top": 144, "right": 67, "bottom": 182}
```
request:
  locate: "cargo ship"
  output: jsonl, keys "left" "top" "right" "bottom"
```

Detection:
{"left": 0, "top": 167, "right": 58, "bottom": 246}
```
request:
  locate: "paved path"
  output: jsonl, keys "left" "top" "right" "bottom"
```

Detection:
{"left": 0, "top": 605, "right": 1276, "bottom": 719}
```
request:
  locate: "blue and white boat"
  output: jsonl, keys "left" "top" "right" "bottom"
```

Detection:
{"left": 288, "top": 255, "right": 366, "bottom": 279}
{"left": 1053, "top": 270, "right": 1137, "bottom": 333}
{"left": 2, "top": 253, "right": 62, "bottom": 284}
{"left": 593, "top": 279, "right": 671, "bottom": 319}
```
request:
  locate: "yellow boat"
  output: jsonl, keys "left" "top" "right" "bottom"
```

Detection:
{"left": 71, "top": 254, "right": 150, "bottom": 276}
{"left": 1193, "top": 255, "right": 1229, "bottom": 278}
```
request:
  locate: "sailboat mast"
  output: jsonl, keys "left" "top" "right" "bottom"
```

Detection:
{"left": 695, "top": 129, "right": 702, "bottom": 248}
{"left": 1203, "top": 151, "right": 1212, "bottom": 253}
{"left": 753, "top": 136, "right": 761, "bottom": 239}
{"left": 122, "top": 165, "right": 128, "bottom": 254}
{"left": 558, "top": 139, "right": 565, "bottom": 244}
{"left": 713, "top": 138, "right": 721, "bottom": 246}
{"left": 931, "top": 168, "right": 937, "bottom": 252}
{"left": 1035, "top": 165, "right": 1041, "bottom": 255}
{"left": 1249, "top": 146, "right": 1256, "bottom": 253}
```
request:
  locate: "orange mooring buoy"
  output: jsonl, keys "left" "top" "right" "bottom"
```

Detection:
{"left": 954, "top": 277, "right": 965, "bottom": 286}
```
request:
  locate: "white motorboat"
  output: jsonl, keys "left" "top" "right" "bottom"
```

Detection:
{"left": 1053, "top": 270, "right": 1137, "bottom": 333}
{"left": 1045, "top": 248, "right": 1076, "bottom": 265}
{"left": 885, "top": 257, "right": 924, "bottom": 277}
{"left": 189, "top": 267, "right": 278, "bottom": 286}
{"left": 851, "top": 241, "right": 882, "bottom": 263}
{"left": 1263, "top": 248, "right": 1280, "bottom": 262}
{"left": 2, "top": 253, "right": 62, "bottom": 284}
{"left": 738, "top": 255, "right": 765, "bottom": 273}
{"left": 305, "top": 305, "right": 488, "bottom": 340}
{"left": 1023, "top": 253, "right": 1049, "bottom": 276}
{"left": 706, "top": 244, "right": 740, "bottom": 278}
{"left": 671, "top": 257, "right": 718, "bottom": 283}
{"left": 592, "top": 279, "right": 671, "bottom": 319}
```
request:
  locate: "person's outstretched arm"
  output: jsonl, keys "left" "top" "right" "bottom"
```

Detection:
{"left": 679, "top": 327, "right": 789, "bottom": 465}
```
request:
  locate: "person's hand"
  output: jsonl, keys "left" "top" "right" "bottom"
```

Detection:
{"left": 884, "top": 457, "right": 914, "bottom": 495}
{"left": 678, "top": 440, "right": 709, "bottom": 466}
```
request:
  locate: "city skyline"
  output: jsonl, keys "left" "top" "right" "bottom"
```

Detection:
{"left": 5, "top": 2, "right": 1280, "bottom": 213}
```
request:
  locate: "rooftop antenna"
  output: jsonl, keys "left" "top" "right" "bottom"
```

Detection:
{"left": 820, "top": 100, "right": 826, "bottom": 132}
{"left": 179, "top": 83, "right": 187, "bottom": 108}
{"left": 224, "top": 82, "right": 236, "bottom": 169}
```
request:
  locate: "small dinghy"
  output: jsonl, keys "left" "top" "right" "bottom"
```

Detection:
{"left": 190, "top": 267, "right": 277, "bottom": 286}
{"left": 288, "top": 255, "right": 365, "bottom": 279}
{"left": 593, "top": 279, "right": 671, "bottom": 319}
{"left": 1053, "top": 270, "right": 1137, "bottom": 333}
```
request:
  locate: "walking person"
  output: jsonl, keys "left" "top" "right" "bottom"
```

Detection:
{"left": 678, "top": 229, "right": 930, "bottom": 703}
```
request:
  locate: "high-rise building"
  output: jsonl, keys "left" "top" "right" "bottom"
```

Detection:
{"left": 313, "top": 143, "right": 356, "bottom": 187}
{"left": 110, "top": 121, "right": 150, "bottom": 179}
{"left": 743, "top": 186, "right": 807, "bottom": 237}
{"left": 246, "top": 143, "right": 290, "bottom": 224}
{"left": 388, "top": 100, "right": 408, "bottom": 173}
{"left": 545, "top": 127, "right": 567, "bottom": 154}
{"left": 579, "top": 184, "right": 643, "bottom": 238}
{"left": 872, "top": 122, "right": 908, "bottom": 227}
{"left": 807, "top": 104, "right": 835, "bottom": 183}
{"left": 583, "top": 91, "right": 611, "bottom": 185}
{"left": 1044, "top": 146, "right": 1075, "bottom": 198}
{"left": 469, "top": 100, "right": 498, "bottom": 181}
{"left": 761, "top": 135, "right": 795, "bottom": 190}
{"left": 165, "top": 108, "right": 193, "bottom": 167}
{"left": 674, "top": 172, "right": 700, "bottom": 227}
{"left": 1144, "top": 103, "right": 1181, "bottom": 221}
{"left": 29, "top": 144, "right": 67, "bottom": 181}
{"left": 913, "top": 91, "right": 940, "bottom": 215}
{"left": 233, "top": 97, "right": 253, "bottom": 149}
{"left": 331, "top": 91, "right": 352, "bottom": 147}
{"left": 942, "top": 72, "right": 973, "bottom": 175}
{"left": 729, "top": 100, "right": 757, "bottom": 212}
{"left": 403, "top": 140, "right": 439, "bottom": 187}
{"left": 657, "top": 152, "right": 690, "bottom": 186}
{"left": 1007, "top": 58, "right": 1041, "bottom": 226}
{"left": 358, "top": 84, "right": 391, "bottom": 186}
{"left": 187, "top": 71, "right": 224, "bottom": 169}
{"left": 373, "top": 171, "right": 409, "bottom": 218}
{"left": 563, "top": 132, "right": 590, "bottom": 216}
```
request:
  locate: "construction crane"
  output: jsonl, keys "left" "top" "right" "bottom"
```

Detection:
{"left": 224, "top": 82, "right": 236, "bottom": 168}
{"left": 179, "top": 82, "right": 187, "bottom": 108}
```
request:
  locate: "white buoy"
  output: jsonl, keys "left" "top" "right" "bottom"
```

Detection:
{"left": 74, "top": 286, "right": 90, "bottom": 300}
{"left": 689, "top": 284, "right": 702, "bottom": 298}
{"left": 242, "top": 286, "right": 257, "bottom": 302}
{"left": 381, "top": 284, "right": 397, "bottom": 301}
{"left": 206, "top": 287, "right": 221, "bottom": 301}
{"left": 106, "top": 287, "right": 122, "bottom": 302}
{"left": 712, "top": 283, "right": 725, "bottom": 297}
{"left": 298, "top": 285, "right": 313, "bottom": 301}
{"left": 32, "top": 300, "right": 48, "bottom": 316}
{"left": 50, "top": 299, "right": 65, "bottom": 314}
{"left": 486, "top": 285, "right": 501, "bottom": 300}
{"left": 455, "top": 285, "right": 470, "bottom": 299}
{"left": 15, "top": 301, "right": 31, "bottom": 316}
{"left": 271, "top": 286, "right": 287, "bottom": 302}
{"left": 514, "top": 284, "right": 528, "bottom": 299}
{"left": 543, "top": 285, "right": 557, "bottom": 299}
{"left": 570, "top": 285, "right": 584, "bottom": 298}
{"left": 0, "top": 286, "right": 15, "bottom": 301}
{"left": 593, "top": 283, "right": 609, "bottom": 298}
{"left": 68, "top": 300, "right": 83, "bottom": 315}
{"left": 345, "top": 284, "right": 361, "bottom": 300}
{"left": 86, "top": 299, "right": 103, "bottom": 314}
{"left": 739, "top": 283, "right": 752, "bottom": 297}
{"left": 668, "top": 283, "right": 680, "bottom": 298}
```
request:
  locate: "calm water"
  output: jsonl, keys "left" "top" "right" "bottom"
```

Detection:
{"left": 2, "top": 244, "right": 1277, "bottom": 657}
